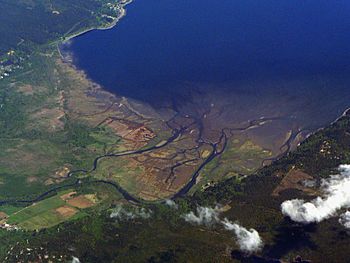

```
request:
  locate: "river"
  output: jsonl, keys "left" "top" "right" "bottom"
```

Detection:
{"left": 54, "top": 0, "right": 350, "bottom": 202}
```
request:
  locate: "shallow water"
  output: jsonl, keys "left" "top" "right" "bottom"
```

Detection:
{"left": 62, "top": 0, "right": 350, "bottom": 125}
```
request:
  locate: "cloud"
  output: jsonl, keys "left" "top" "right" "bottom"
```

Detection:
{"left": 339, "top": 211, "right": 350, "bottom": 229}
{"left": 281, "top": 165, "right": 350, "bottom": 223}
{"left": 110, "top": 205, "right": 152, "bottom": 221}
{"left": 71, "top": 257, "right": 80, "bottom": 263}
{"left": 183, "top": 206, "right": 220, "bottom": 226}
{"left": 222, "top": 218, "right": 263, "bottom": 254}
{"left": 183, "top": 206, "right": 263, "bottom": 253}
{"left": 165, "top": 199, "right": 178, "bottom": 209}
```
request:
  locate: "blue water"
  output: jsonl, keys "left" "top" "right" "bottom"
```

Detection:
{"left": 63, "top": 0, "right": 350, "bottom": 108}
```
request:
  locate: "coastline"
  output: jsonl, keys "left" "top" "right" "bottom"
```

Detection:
{"left": 57, "top": 0, "right": 133, "bottom": 57}
{"left": 56, "top": 0, "right": 170, "bottom": 121}
{"left": 303, "top": 107, "right": 350, "bottom": 142}
{"left": 56, "top": 0, "right": 350, "bottom": 140}
{"left": 54, "top": 0, "right": 350, "bottom": 201}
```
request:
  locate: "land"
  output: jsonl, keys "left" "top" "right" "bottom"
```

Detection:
{"left": 2, "top": 111, "right": 350, "bottom": 262}
{"left": 2, "top": 190, "right": 97, "bottom": 231}
{"left": 0, "top": 0, "right": 128, "bottom": 80}
{"left": 0, "top": 44, "right": 303, "bottom": 203}
{"left": 0, "top": 1, "right": 349, "bottom": 262}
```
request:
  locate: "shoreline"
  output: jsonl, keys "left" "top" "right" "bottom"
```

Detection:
{"left": 55, "top": 0, "right": 350, "bottom": 138}
{"left": 55, "top": 0, "right": 350, "bottom": 199}
{"left": 303, "top": 107, "right": 350, "bottom": 142}
{"left": 57, "top": 0, "right": 133, "bottom": 58}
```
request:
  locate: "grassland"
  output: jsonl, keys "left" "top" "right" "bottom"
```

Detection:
{"left": 2, "top": 189, "right": 99, "bottom": 230}
{"left": 0, "top": 49, "right": 133, "bottom": 201}
{"left": 0, "top": 0, "right": 349, "bottom": 262}
{"left": 3, "top": 112, "right": 348, "bottom": 262}
{"left": 6, "top": 195, "right": 65, "bottom": 225}
{"left": 192, "top": 138, "right": 272, "bottom": 193}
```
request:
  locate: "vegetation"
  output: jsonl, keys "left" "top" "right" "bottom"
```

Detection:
{"left": 0, "top": 112, "right": 348, "bottom": 262}
{"left": 0, "top": 0, "right": 349, "bottom": 262}
{"left": 0, "top": 0, "right": 119, "bottom": 56}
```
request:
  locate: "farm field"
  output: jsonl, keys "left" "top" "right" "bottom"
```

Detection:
{"left": 1, "top": 1, "right": 350, "bottom": 262}
{"left": 3, "top": 190, "right": 96, "bottom": 230}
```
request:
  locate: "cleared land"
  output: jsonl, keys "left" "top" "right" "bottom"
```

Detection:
{"left": 3, "top": 190, "right": 96, "bottom": 230}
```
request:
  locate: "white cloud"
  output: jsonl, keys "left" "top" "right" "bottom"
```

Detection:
{"left": 183, "top": 206, "right": 220, "bottom": 226}
{"left": 110, "top": 205, "right": 152, "bottom": 221}
{"left": 222, "top": 218, "right": 263, "bottom": 253}
{"left": 183, "top": 206, "right": 263, "bottom": 253}
{"left": 339, "top": 211, "right": 350, "bottom": 229}
{"left": 281, "top": 165, "right": 350, "bottom": 223}
{"left": 165, "top": 199, "right": 178, "bottom": 209}
{"left": 71, "top": 257, "right": 80, "bottom": 263}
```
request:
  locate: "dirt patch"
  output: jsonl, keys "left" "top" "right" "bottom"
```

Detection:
{"left": 30, "top": 90, "right": 66, "bottom": 132}
{"left": 18, "top": 84, "right": 47, "bottom": 95}
{"left": 17, "top": 84, "right": 34, "bottom": 95}
{"left": 84, "top": 194, "right": 98, "bottom": 203}
{"left": 201, "top": 150, "right": 211, "bottom": 158}
{"left": 44, "top": 178, "right": 55, "bottom": 185}
{"left": 124, "top": 126, "right": 155, "bottom": 142}
{"left": 102, "top": 118, "right": 156, "bottom": 143}
{"left": 44, "top": 178, "right": 65, "bottom": 185}
{"left": 60, "top": 191, "right": 77, "bottom": 201}
{"left": 55, "top": 206, "right": 77, "bottom": 218}
{"left": 0, "top": 212, "right": 8, "bottom": 220}
{"left": 67, "top": 195, "right": 95, "bottom": 209}
{"left": 26, "top": 176, "right": 38, "bottom": 183}
{"left": 54, "top": 166, "right": 70, "bottom": 178}
{"left": 272, "top": 169, "right": 314, "bottom": 196}
{"left": 104, "top": 118, "right": 133, "bottom": 137}
{"left": 31, "top": 107, "right": 65, "bottom": 132}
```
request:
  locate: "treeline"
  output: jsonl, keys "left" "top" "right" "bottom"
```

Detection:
{"left": 189, "top": 113, "right": 350, "bottom": 206}
{"left": 0, "top": 0, "right": 111, "bottom": 56}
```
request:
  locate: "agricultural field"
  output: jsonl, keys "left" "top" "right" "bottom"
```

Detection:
{"left": 2, "top": 110, "right": 350, "bottom": 262}
{"left": 2, "top": 190, "right": 97, "bottom": 230}
{"left": 0, "top": 1, "right": 349, "bottom": 262}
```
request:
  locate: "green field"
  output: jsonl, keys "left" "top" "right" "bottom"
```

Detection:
{"left": 3, "top": 190, "right": 90, "bottom": 230}
{"left": 0, "top": 0, "right": 350, "bottom": 262}
{"left": 6, "top": 195, "right": 65, "bottom": 224}
{"left": 0, "top": 52, "right": 126, "bottom": 201}
{"left": 190, "top": 138, "right": 272, "bottom": 194}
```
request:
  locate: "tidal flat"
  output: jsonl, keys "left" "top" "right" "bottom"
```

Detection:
{"left": 60, "top": 0, "right": 350, "bottom": 198}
